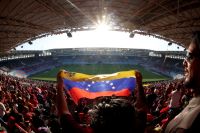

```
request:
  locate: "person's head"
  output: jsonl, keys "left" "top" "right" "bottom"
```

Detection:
{"left": 0, "top": 126, "right": 7, "bottom": 133}
{"left": 175, "top": 85, "right": 180, "bottom": 91}
{"left": 89, "top": 97, "right": 136, "bottom": 133}
{"left": 0, "top": 91, "right": 5, "bottom": 101}
{"left": 183, "top": 31, "right": 200, "bottom": 94}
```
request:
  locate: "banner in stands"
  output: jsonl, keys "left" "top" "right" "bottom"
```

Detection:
{"left": 59, "top": 70, "right": 136, "bottom": 104}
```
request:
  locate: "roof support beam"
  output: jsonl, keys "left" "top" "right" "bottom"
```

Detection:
{"left": 151, "top": 17, "right": 200, "bottom": 32}
{"left": 0, "top": 17, "right": 50, "bottom": 31}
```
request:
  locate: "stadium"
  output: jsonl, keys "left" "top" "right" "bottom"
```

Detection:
{"left": 0, "top": 0, "right": 200, "bottom": 133}
{"left": 0, "top": 48, "right": 184, "bottom": 82}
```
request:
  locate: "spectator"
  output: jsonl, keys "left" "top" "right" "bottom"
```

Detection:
{"left": 0, "top": 91, "right": 6, "bottom": 118}
{"left": 0, "top": 126, "right": 7, "bottom": 133}
{"left": 146, "top": 86, "right": 157, "bottom": 113}
{"left": 165, "top": 31, "right": 200, "bottom": 132}
{"left": 168, "top": 83, "right": 182, "bottom": 120}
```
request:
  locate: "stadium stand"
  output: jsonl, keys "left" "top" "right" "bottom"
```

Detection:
{"left": 0, "top": 69, "right": 191, "bottom": 133}
{"left": 0, "top": 48, "right": 188, "bottom": 132}
{"left": 0, "top": 48, "right": 184, "bottom": 79}
{"left": 1, "top": 1, "right": 200, "bottom": 132}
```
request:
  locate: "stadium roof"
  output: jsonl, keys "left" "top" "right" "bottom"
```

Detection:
{"left": 1, "top": 0, "right": 200, "bottom": 53}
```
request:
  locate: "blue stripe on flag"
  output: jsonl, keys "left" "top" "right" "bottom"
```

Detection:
{"left": 63, "top": 77, "right": 136, "bottom": 92}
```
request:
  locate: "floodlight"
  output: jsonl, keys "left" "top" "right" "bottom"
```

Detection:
{"left": 28, "top": 41, "right": 33, "bottom": 45}
{"left": 67, "top": 32, "right": 72, "bottom": 38}
{"left": 168, "top": 42, "right": 172, "bottom": 46}
{"left": 129, "top": 33, "right": 135, "bottom": 38}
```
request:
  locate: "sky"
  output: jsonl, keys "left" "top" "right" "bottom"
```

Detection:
{"left": 16, "top": 30, "right": 185, "bottom": 51}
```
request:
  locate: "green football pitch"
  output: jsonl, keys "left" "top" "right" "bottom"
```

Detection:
{"left": 29, "top": 64, "right": 170, "bottom": 82}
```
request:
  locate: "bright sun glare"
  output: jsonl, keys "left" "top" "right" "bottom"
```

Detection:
{"left": 94, "top": 21, "right": 112, "bottom": 38}
{"left": 96, "top": 23, "right": 110, "bottom": 32}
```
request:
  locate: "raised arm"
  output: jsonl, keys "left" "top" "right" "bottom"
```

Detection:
{"left": 56, "top": 71, "right": 71, "bottom": 116}
{"left": 56, "top": 71, "right": 92, "bottom": 133}
{"left": 134, "top": 70, "right": 147, "bottom": 112}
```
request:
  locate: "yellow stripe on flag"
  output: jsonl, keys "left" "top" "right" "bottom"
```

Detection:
{"left": 59, "top": 70, "right": 136, "bottom": 81}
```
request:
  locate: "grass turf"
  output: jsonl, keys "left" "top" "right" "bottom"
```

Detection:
{"left": 29, "top": 64, "right": 169, "bottom": 82}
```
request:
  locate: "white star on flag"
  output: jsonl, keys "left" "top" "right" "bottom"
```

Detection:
{"left": 106, "top": 81, "right": 110, "bottom": 83}
{"left": 88, "top": 84, "right": 91, "bottom": 87}
{"left": 112, "top": 86, "right": 116, "bottom": 89}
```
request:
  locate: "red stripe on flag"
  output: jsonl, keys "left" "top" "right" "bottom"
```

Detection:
{"left": 68, "top": 87, "right": 131, "bottom": 104}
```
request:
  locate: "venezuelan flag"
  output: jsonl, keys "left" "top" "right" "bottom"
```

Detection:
{"left": 59, "top": 70, "right": 136, "bottom": 104}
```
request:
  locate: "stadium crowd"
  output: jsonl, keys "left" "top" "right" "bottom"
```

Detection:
{"left": 0, "top": 73, "right": 194, "bottom": 133}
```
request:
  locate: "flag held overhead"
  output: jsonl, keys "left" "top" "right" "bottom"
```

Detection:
{"left": 58, "top": 70, "right": 136, "bottom": 104}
